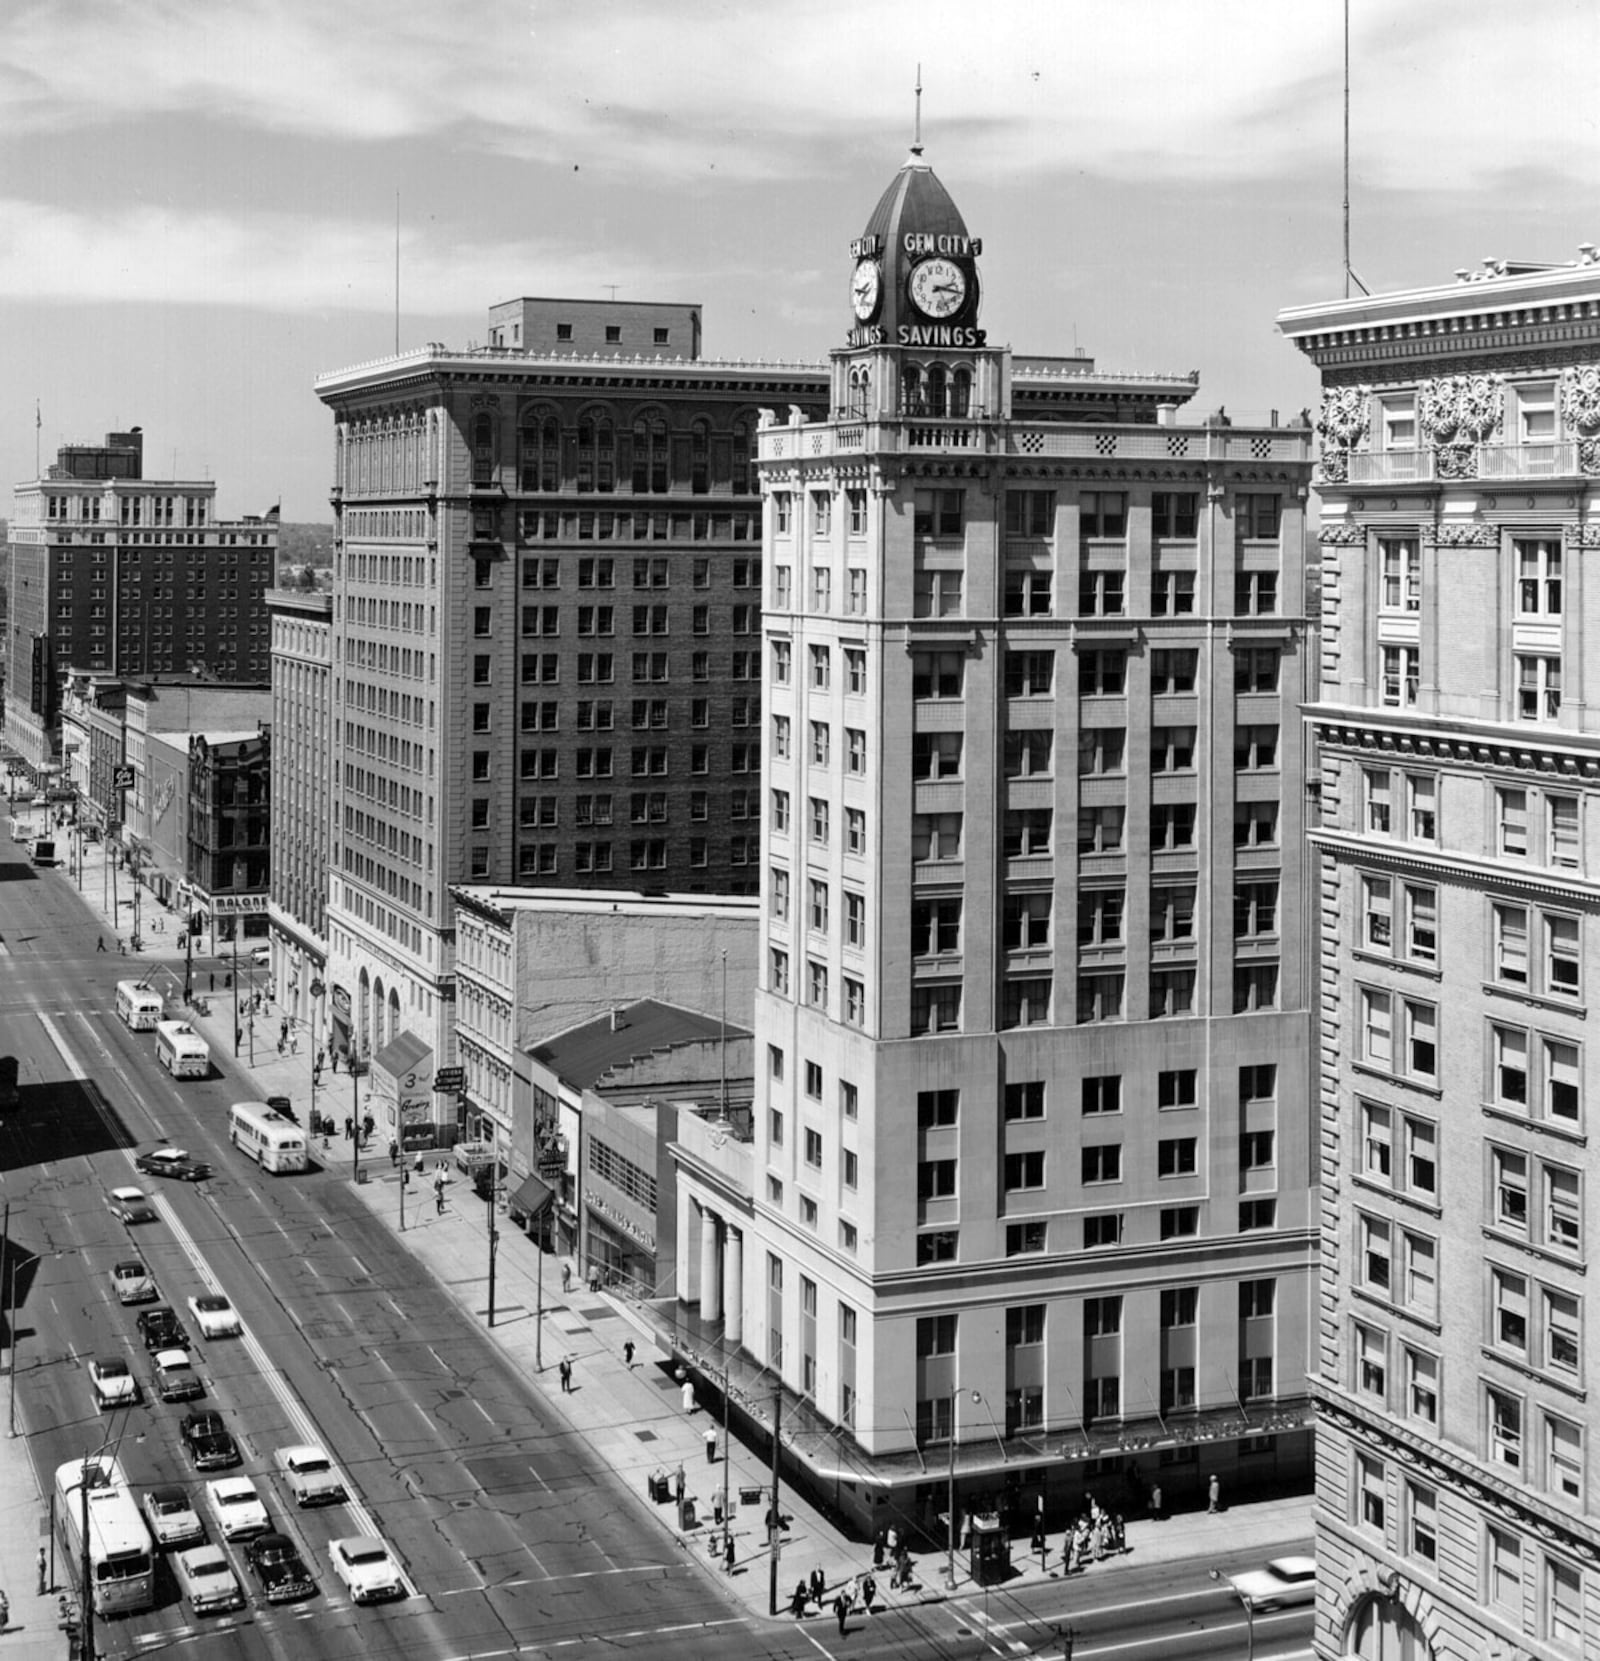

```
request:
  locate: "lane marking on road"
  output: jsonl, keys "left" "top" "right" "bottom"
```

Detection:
{"left": 437, "top": 1562, "right": 672, "bottom": 1596}
{"left": 431, "top": 1628, "right": 749, "bottom": 1661}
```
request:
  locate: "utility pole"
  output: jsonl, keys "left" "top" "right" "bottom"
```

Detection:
{"left": 231, "top": 932, "right": 240, "bottom": 1055}
{"left": 486, "top": 1149, "right": 498, "bottom": 1329}
{"left": 350, "top": 1063, "right": 361, "bottom": 1181}
{"left": 720, "top": 1367, "right": 731, "bottom": 1568}
{"left": 81, "top": 1460, "right": 95, "bottom": 1661}
{"left": 767, "top": 1382, "right": 782, "bottom": 1616}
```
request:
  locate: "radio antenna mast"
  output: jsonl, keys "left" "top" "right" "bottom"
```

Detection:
{"left": 912, "top": 64, "right": 923, "bottom": 156}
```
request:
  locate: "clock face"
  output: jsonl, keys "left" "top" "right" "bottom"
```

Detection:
{"left": 908, "top": 256, "right": 967, "bottom": 319}
{"left": 850, "top": 259, "right": 882, "bottom": 321}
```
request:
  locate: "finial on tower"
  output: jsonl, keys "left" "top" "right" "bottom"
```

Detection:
{"left": 911, "top": 64, "right": 923, "bottom": 156}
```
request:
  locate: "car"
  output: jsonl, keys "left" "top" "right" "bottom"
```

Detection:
{"left": 1226, "top": 1555, "right": 1318, "bottom": 1610}
{"left": 180, "top": 1409, "right": 240, "bottom": 1471}
{"left": 187, "top": 1294, "right": 243, "bottom": 1339}
{"left": 244, "top": 1531, "right": 316, "bottom": 1603}
{"left": 274, "top": 1444, "right": 348, "bottom": 1508}
{"left": 106, "top": 1186, "right": 158, "bottom": 1224}
{"left": 110, "top": 1258, "right": 157, "bottom": 1305}
{"left": 150, "top": 1347, "right": 205, "bottom": 1403}
{"left": 250, "top": 944, "right": 271, "bottom": 967}
{"left": 136, "top": 1147, "right": 213, "bottom": 1182}
{"left": 136, "top": 1305, "right": 189, "bottom": 1351}
{"left": 173, "top": 1543, "right": 245, "bottom": 1615}
{"left": 205, "top": 1475, "right": 269, "bottom": 1541}
{"left": 87, "top": 1355, "right": 140, "bottom": 1411}
{"left": 142, "top": 1485, "right": 205, "bottom": 1548}
{"left": 327, "top": 1535, "right": 405, "bottom": 1604}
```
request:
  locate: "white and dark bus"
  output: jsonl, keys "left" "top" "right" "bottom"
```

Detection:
{"left": 115, "top": 981, "right": 164, "bottom": 1031}
{"left": 228, "top": 1101, "right": 310, "bottom": 1174}
{"left": 55, "top": 1455, "right": 155, "bottom": 1616}
{"left": 154, "top": 1020, "right": 210, "bottom": 1079}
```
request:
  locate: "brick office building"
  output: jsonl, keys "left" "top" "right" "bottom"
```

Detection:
{"left": 313, "top": 301, "right": 827, "bottom": 1075}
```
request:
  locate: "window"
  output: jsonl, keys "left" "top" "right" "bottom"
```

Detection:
{"left": 1074, "top": 889, "right": 1119, "bottom": 948}
{"left": 1151, "top": 967, "right": 1197, "bottom": 1017}
{"left": 1356, "top": 1454, "right": 1386, "bottom": 1532}
{"left": 1234, "top": 647, "right": 1279, "bottom": 694}
{"left": 914, "top": 567, "right": 964, "bottom": 616}
{"left": 913, "top": 812, "right": 962, "bottom": 861}
{"left": 1543, "top": 1555, "right": 1582, "bottom": 1651}
{"left": 1076, "top": 728, "right": 1122, "bottom": 775}
{"left": 1151, "top": 648, "right": 1197, "bottom": 693}
{"left": 1152, "top": 803, "right": 1196, "bottom": 850}
{"left": 1158, "top": 1137, "right": 1197, "bottom": 1178}
{"left": 1079, "top": 649, "right": 1127, "bottom": 696}
{"left": 918, "top": 1230, "right": 958, "bottom": 1264}
{"left": 1234, "top": 725, "right": 1278, "bottom": 770}
{"left": 1081, "top": 1214, "right": 1121, "bottom": 1249}
{"left": 1487, "top": 1383, "right": 1523, "bottom": 1470}
{"left": 1160, "top": 1206, "right": 1199, "bottom": 1240}
{"left": 846, "top": 728, "right": 866, "bottom": 775}
{"left": 770, "top": 948, "right": 789, "bottom": 995}
{"left": 1160, "top": 1069, "right": 1197, "bottom": 1110}
{"left": 1003, "top": 809, "right": 1053, "bottom": 859}
{"left": 1004, "top": 1151, "right": 1044, "bottom": 1191}
{"left": 1151, "top": 885, "right": 1196, "bottom": 943}
{"left": 1492, "top": 901, "right": 1581, "bottom": 999}
{"left": 1516, "top": 538, "right": 1562, "bottom": 616}
{"left": 1546, "top": 1412, "right": 1583, "bottom": 1502}
{"left": 1240, "top": 495, "right": 1282, "bottom": 538}
{"left": 1005, "top": 650, "right": 1055, "bottom": 697}
{"left": 1235, "top": 568, "right": 1278, "bottom": 615}
{"left": 1079, "top": 566, "right": 1126, "bottom": 616}
{"left": 1005, "top": 490, "right": 1055, "bottom": 536}
{"left": 917, "top": 1159, "right": 956, "bottom": 1200}
{"left": 1152, "top": 491, "right": 1198, "bottom": 538}
{"left": 845, "top": 648, "right": 866, "bottom": 693}
{"left": 1001, "top": 976, "right": 1052, "bottom": 1027}
{"left": 1487, "top": 1526, "right": 1521, "bottom": 1612}
{"left": 1151, "top": 567, "right": 1195, "bottom": 616}
{"left": 1491, "top": 1267, "right": 1528, "bottom": 1358}
{"left": 912, "top": 651, "right": 964, "bottom": 699}
{"left": 1233, "top": 801, "right": 1277, "bottom": 848}
{"left": 1360, "top": 875, "right": 1437, "bottom": 964}
{"left": 1545, "top": 1287, "right": 1580, "bottom": 1375}
{"left": 1008, "top": 1220, "right": 1048, "bottom": 1255}
{"left": 1379, "top": 537, "right": 1421, "bottom": 613}
{"left": 1240, "top": 1130, "right": 1275, "bottom": 1174}
{"left": 1079, "top": 491, "right": 1126, "bottom": 537}
{"left": 1545, "top": 1164, "right": 1582, "bottom": 1256}
{"left": 846, "top": 808, "right": 866, "bottom": 853}
{"left": 773, "top": 494, "right": 791, "bottom": 534}
{"left": 1005, "top": 568, "right": 1054, "bottom": 615}
{"left": 1518, "top": 653, "right": 1562, "bottom": 722}
{"left": 913, "top": 489, "right": 964, "bottom": 537}
{"left": 1082, "top": 1144, "right": 1122, "bottom": 1184}
{"left": 1239, "top": 1197, "right": 1277, "bottom": 1231}
{"left": 1359, "top": 987, "right": 1436, "bottom": 1083}
{"left": 1151, "top": 726, "right": 1196, "bottom": 772}
{"left": 1405, "top": 1481, "right": 1438, "bottom": 1564}
{"left": 1381, "top": 644, "right": 1420, "bottom": 708}
{"left": 1006, "top": 1081, "right": 1045, "bottom": 1121}
{"left": 1517, "top": 382, "right": 1557, "bottom": 444}
{"left": 1076, "top": 972, "right": 1124, "bottom": 1023}
{"left": 1235, "top": 879, "right": 1278, "bottom": 939}
{"left": 917, "top": 1088, "right": 958, "bottom": 1129}
{"left": 810, "top": 798, "right": 830, "bottom": 845}
{"left": 912, "top": 897, "right": 962, "bottom": 957}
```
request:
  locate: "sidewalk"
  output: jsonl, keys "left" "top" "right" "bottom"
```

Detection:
{"left": 40, "top": 840, "right": 1316, "bottom": 1629}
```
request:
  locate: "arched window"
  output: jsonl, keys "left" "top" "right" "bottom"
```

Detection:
{"left": 596, "top": 418, "right": 616, "bottom": 492}
{"left": 633, "top": 415, "right": 669, "bottom": 493}
{"left": 902, "top": 364, "right": 925, "bottom": 417}
{"left": 691, "top": 418, "right": 710, "bottom": 495}
{"left": 730, "top": 418, "right": 752, "bottom": 494}
{"left": 926, "top": 364, "right": 949, "bottom": 418}
{"left": 950, "top": 368, "right": 972, "bottom": 419}
{"left": 518, "top": 416, "right": 542, "bottom": 491}
{"left": 577, "top": 418, "right": 596, "bottom": 493}
{"left": 471, "top": 414, "right": 495, "bottom": 486}
{"left": 1348, "top": 1593, "right": 1433, "bottom": 1660}
{"left": 848, "top": 367, "right": 871, "bottom": 419}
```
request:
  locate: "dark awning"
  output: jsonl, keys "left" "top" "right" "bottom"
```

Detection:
{"left": 509, "top": 1173, "right": 555, "bottom": 1218}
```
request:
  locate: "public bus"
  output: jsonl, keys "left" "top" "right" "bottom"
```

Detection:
{"left": 55, "top": 1455, "right": 155, "bottom": 1616}
{"left": 115, "top": 981, "right": 164, "bottom": 1031}
{"left": 228, "top": 1101, "right": 310, "bottom": 1174}
{"left": 154, "top": 1020, "right": 210, "bottom": 1079}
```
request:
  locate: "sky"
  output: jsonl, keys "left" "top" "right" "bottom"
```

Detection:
{"left": 3, "top": 0, "right": 1600, "bottom": 522}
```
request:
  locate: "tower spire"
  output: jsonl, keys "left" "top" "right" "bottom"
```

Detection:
{"left": 911, "top": 64, "right": 923, "bottom": 156}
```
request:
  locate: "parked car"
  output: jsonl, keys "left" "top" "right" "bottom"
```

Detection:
{"left": 327, "top": 1535, "right": 405, "bottom": 1604}
{"left": 136, "top": 1306, "right": 189, "bottom": 1351}
{"left": 180, "top": 1409, "right": 240, "bottom": 1471}
{"left": 106, "top": 1186, "right": 158, "bottom": 1224}
{"left": 1226, "top": 1555, "right": 1318, "bottom": 1610}
{"left": 136, "top": 1147, "right": 213, "bottom": 1182}
{"left": 244, "top": 1531, "right": 316, "bottom": 1602}
{"left": 205, "top": 1475, "right": 269, "bottom": 1541}
{"left": 187, "top": 1294, "right": 243, "bottom": 1339}
{"left": 173, "top": 1543, "right": 245, "bottom": 1615}
{"left": 274, "top": 1444, "right": 348, "bottom": 1508}
{"left": 88, "top": 1355, "right": 140, "bottom": 1411}
{"left": 250, "top": 945, "right": 271, "bottom": 967}
{"left": 150, "top": 1347, "right": 205, "bottom": 1403}
{"left": 110, "top": 1258, "right": 157, "bottom": 1304}
{"left": 142, "top": 1485, "right": 205, "bottom": 1548}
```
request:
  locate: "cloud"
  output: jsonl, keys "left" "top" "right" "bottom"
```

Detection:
{"left": 5, "top": 0, "right": 1597, "bottom": 192}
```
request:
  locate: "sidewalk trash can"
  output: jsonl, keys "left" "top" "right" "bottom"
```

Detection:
{"left": 680, "top": 1496, "right": 696, "bottom": 1529}
{"left": 355, "top": 1166, "right": 369, "bottom": 1185}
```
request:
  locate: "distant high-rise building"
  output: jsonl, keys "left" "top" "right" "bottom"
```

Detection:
{"left": 4, "top": 426, "right": 276, "bottom": 781}
{"left": 1281, "top": 250, "right": 1600, "bottom": 1660}
{"left": 673, "top": 145, "right": 1319, "bottom": 1531}
{"left": 313, "top": 301, "right": 827, "bottom": 1077}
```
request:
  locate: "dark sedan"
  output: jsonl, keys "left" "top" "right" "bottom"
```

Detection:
{"left": 244, "top": 1532, "right": 316, "bottom": 1603}
{"left": 136, "top": 1306, "right": 190, "bottom": 1352}
{"left": 180, "top": 1409, "right": 240, "bottom": 1471}
{"left": 135, "top": 1147, "right": 214, "bottom": 1182}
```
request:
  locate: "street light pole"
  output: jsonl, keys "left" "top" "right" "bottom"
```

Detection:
{"left": 946, "top": 1389, "right": 980, "bottom": 1592}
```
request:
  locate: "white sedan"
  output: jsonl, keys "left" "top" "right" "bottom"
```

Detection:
{"left": 205, "top": 1476, "right": 269, "bottom": 1541}
{"left": 88, "top": 1355, "right": 140, "bottom": 1410}
{"left": 1226, "top": 1555, "right": 1318, "bottom": 1610}
{"left": 187, "top": 1294, "right": 243, "bottom": 1339}
{"left": 106, "top": 1186, "right": 158, "bottom": 1224}
{"left": 274, "top": 1443, "right": 349, "bottom": 1508}
{"left": 328, "top": 1535, "right": 406, "bottom": 1604}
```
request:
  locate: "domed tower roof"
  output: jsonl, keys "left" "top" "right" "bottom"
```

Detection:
{"left": 847, "top": 144, "right": 983, "bottom": 344}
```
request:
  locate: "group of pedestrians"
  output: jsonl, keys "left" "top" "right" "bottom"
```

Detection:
{"left": 789, "top": 1567, "right": 879, "bottom": 1632}
{"left": 1058, "top": 1496, "right": 1126, "bottom": 1572}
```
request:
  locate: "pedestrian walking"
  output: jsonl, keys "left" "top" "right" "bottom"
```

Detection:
{"left": 1207, "top": 1475, "right": 1221, "bottom": 1514}
{"left": 434, "top": 1175, "right": 446, "bottom": 1215}
{"left": 559, "top": 1357, "right": 572, "bottom": 1393}
{"left": 704, "top": 1425, "right": 718, "bottom": 1463}
{"left": 894, "top": 1545, "right": 910, "bottom": 1589}
{"left": 36, "top": 1544, "right": 46, "bottom": 1594}
{"left": 861, "top": 1571, "right": 876, "bottom": 1611}
{"left": 790, "top": 1580, "right": 809, "bottom": 1618}
{"left": 0, "top": 1588, "right": 9, "bottom": 1630}
{"left": 345, "top": 1117, "right": 353, "bottom": 1141}
{"left": 873, "top": 1528, "right": 885, "bottom": 1568}
{"left": 413, "top": 1150, "right": 426, "bottom": 1175}
{"left": 562, "top": 1262, "right": 572, "bottom": 1293}
{"left": 96, "top": 935, "right": 106, "bottom": 952}
{"left": 1112, "top": 1513, "right": 1125, "bottom": 1553}
{"left": 388, "top": 1139, "right": 398, "bottom": 1168}
{"left": 724, "top": 1532, "right": 736, "bottom": 1572}
{"left": 330, "top": 1048, "right": 338, "bottom": 1073}
{"left": 277, "top": 1035, "right": 286, "bottom": 1055}
{"left": 363, "top": 1113, "right": 374, "bottom": 1141}
{"left": 681, "top": 1379, "right": 697, "bottom": 1413}
{"left": 623, "top": 1338, "right": 635, "bottom": 1366}
{"left": 1149, "top": 1482, "right": 1163, "bottom": 1521}
{"left": 833, "top": 1592, "right": 848, "bottom": 1635}
{"left": 118, "top": 939, "right": 126, "bottom": 955}
{"left": 810, "top": 1567, "right": 826, "bottom": 1606}
{"left": 674, "top": 1464, "right": 686, "bottom": 1503}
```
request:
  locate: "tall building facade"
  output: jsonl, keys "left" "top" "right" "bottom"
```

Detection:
{"left": 313, "top": 302, "right": 826, "bottom": 1076}
{"left": 4, "top": 428, "right": 276, "bottom": 778}
{"left": 1281, "top": 255, "right": 1600, "bottom": 1659}
{"left": 266, "top": 587, "right": 334, "bottom": 1040}
{"left": 676, "top": 148, "right": 1318, "bottom": 1529}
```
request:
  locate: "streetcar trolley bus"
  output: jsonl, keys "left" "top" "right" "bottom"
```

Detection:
{"left": 55, "top": 1455, "right": 155, "bottom": 1616}
{"left": 154, "top": 1019, "right": 211, "bottom": 1079}
{"left": 228, "top": 1101, "right": 310, "bottom": 1174}
{"left": 115, "top": 980, "right": 164, "bottom": 1031}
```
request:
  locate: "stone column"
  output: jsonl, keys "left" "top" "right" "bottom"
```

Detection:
{"left": 676, "top": 1184, "right": 695, "bottom": 1305}
{"left": 699, "top": 1204, "right": 722, "bottom": 1323}
{"left": 722, "top": 1225, "right": 743, "bottom": 1344}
